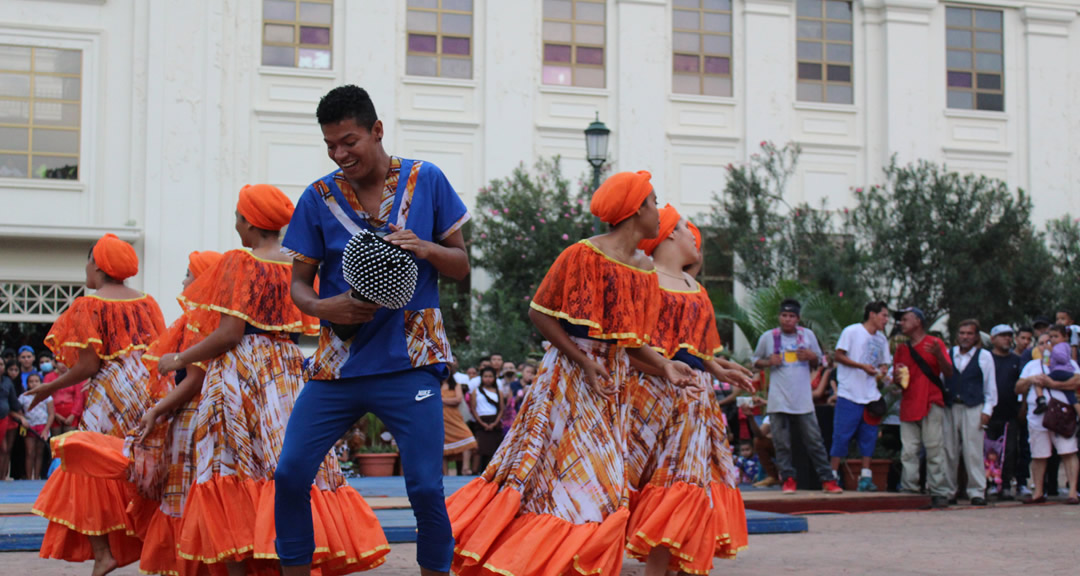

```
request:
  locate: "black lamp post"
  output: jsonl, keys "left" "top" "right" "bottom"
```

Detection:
{"left": 584, "top": 112, "right": 610, "bottom": 192}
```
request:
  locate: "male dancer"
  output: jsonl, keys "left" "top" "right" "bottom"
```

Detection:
{"left": 275, "top": 85, "right": 470, "bottom": 576}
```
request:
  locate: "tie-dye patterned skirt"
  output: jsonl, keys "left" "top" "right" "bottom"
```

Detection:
{"left": 33, "top": 352, "right": 153, "bottom": 566}
{"left": 175, "top": 333, "right": 389, "bottom": 575}
{"left": 448, "top": 336, "right": 632, "bottom": 576}
{"left": 623, "top": 369, "right": 748, "bottom": 574}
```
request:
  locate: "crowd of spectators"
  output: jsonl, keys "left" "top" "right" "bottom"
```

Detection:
{"left": 726, "top": 301, "right": 1080, "bottom": 507}
{"left": 0, "top": 345, "right": 85, "bottom": 481}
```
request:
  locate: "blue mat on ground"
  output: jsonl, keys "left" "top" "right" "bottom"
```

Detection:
{"left": 0, "top": 477, "right": 805, "bottom": 551}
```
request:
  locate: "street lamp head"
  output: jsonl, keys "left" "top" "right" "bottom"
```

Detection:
{"left": 584, "top": 112, "right": 610, "bottom": 168}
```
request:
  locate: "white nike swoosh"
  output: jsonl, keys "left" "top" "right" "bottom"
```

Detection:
{"left": 415, "top": 390, "right": 434, "bottom": 401}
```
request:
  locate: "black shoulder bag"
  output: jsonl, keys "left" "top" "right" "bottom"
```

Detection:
{"left": 905, "top": 342, "right": 948, "bottom": 396}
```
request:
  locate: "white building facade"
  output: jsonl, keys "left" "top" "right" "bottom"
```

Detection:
{"left": 1, "top": 0, "right": 1079, "bottom": 325}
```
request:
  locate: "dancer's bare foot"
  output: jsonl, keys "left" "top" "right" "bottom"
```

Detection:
{"left": 88, "top": 535, "right": 117, "bottom": 576}
{"left": 91, "top": 554, "right": 117, "bottom": 576}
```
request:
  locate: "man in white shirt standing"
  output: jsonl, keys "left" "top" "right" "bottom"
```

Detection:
{"left": 831, "top": 301, "right": 893, "bottom": 492}
{"left": 943, "top": 319, "right": 998, "bottom": 506}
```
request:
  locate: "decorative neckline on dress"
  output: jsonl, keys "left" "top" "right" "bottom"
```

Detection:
{"left": 580, "top": 239, "right": 655, "bottom": 274}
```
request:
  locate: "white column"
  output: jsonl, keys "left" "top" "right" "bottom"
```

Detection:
{"left": 615, "top": 0, "right": 668, "bottom": 189}
{"left": 879, "top": 0, "right": 936, "bottom": 163}
{"left": 742, "top": 0, "right": 795, "bottom": 155}
{"left": 1022, "top": 7, "right": 1076, "bottom": 224}
{"left": 482, "top": 1, "right": 536, "bottom": 182}
{"left": 860, "top": 0, "right": 887, "bottom": 182}
{"left": 342, "top": 1, "right": 398, "bottom": 142}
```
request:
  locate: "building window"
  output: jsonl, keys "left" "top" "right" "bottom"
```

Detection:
{"left": 406, "top": 0, "right": 474, "bottom": 79}
{"left": 945, "top": 6, "right": 1003, "bottom": 111}
{"left": 0, "top": 45, "right": 81, "bottom": 180}
{"left": 796, "top": 0, "right": 853, "bottom": 104}
{"left": 0, "top": 281, "right": 84, "bottom": 322}
{"left": 261, "top": 0, "right": 332, "bottom": 70}
{"left": 542, "top": 0, "right": 606, "bottom": 88}
{"left": 672, "top": 0, "right": 733, "bottom": 97}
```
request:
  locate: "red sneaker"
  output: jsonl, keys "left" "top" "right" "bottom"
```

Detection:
{"left": 822, "top": 480, "right": 844, "bottom": 494}
{"left": 782, "top": 478, "right": 797, "bottom": 494}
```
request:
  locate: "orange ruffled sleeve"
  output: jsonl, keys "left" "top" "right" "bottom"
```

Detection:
{"left": 530, "top": 240, "right": 661, "bottom": 347}
{"left": 45, "top": 295, "right": 167, "bottom": 366}
{"left": 141, "top": 309, "right": 212, "bottom": 399}
{"left": 177, "top": 250, "right": 319, "bottom": 335}
{"left": 651, "top": 284, "right": 724, "bottom": 360}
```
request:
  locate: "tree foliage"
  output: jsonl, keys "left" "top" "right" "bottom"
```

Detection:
{"left": 1046, "top": 215, "right": 1080, "bottom": 314}
{"left": 848, "top": 158, "right": 1053, "bottom": 331}
{"left": 707, "top": 141, "right": 863, "bottom": 299}
{"left": 460, "top": 157, "right": 596, "bottom": 363}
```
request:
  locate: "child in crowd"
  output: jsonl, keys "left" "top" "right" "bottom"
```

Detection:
{"left": 735, "top": 441, "right": 762, "bottom": 485}
{"left": 18, "top": 372, "right": 53, "bottom": 480}
{"left": 334, "top": 437, "right": 355, "bottom": 477}
{"left": 1033, "top": 339, "right": 1079, "bottom": 419}
{"left": 468, "top": 366, "right": 505, "bottom": 472}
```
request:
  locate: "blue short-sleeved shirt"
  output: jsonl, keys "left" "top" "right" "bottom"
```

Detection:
{"left": 282, "top": 158, "right": 470, "bottom": 380}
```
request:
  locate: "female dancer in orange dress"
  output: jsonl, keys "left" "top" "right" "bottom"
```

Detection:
{"left": 447, "top": 171, "right": 695, "bottom": 576}
{"left": 625, "top": 206, "right": 754, "bottom": 575}
{"left": 141, "top": 184, "right": 389, "bottom": 576}
{"left": 26, "top": 233, "right": 166, "bottom": 576}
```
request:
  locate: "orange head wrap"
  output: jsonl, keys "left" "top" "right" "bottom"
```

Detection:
{"left": 687, "top": 220, "right": 702, "bottom": 252}
{"left": 187, "top": 250, "right": 223, "bottom": 280}
{"left": 237, "top": 184, "right": 294, "bottom": 231}
{"left": 590, "top": 171, "right": 654, "bottom": 226}
{"left": 637, "top": 204, "right": 681, "bottom": 257}
{"left": 92, "top": 234, "right": 139, "bottom": 280}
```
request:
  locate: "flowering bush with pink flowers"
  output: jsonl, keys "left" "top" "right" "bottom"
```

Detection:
{"left": 459, "top": 157, "right": 599, "bottom": 362}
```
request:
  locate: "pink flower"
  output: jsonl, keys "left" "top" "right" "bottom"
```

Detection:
{"left": 465, "top": 335, "right": 471, "bottom": 342}
{"left": 521, "top": 254, "right": 527, "bottom": 259}
{"left": 855, "top": 187, "right": 863, "bottom": 193}
{"left": 577, "top": 198, "right": 585, "bottom": 205}
{"left": 843, "top": 208, "right": 849, "bottom": 214}
{"left": 503, "top": 208, "right": 509, "bottom": 213}
{"left": 540, "top": 218, "right": 547, "bottom": 224}
{"left": 760, "top": 140, "right": 767, "bottom": 147}
{"left": 759, "top": 236, "right": 766, "bottom": 242}
{"left": 561, "top": 233, "right": 569, "bottom": 240}
{"left": 564, "top": 213, "right": 570, "bottom": 218}
{"left": 563, "top": 201, "right": 569, "bottom": 206}
{"left": 530, "top": 225, "right": 535, "bottom": 231}
{"left": 480, "top": 233, "right": 487, "bottom": 239}
{"left": 490, "top": 209, "right": 500, "bottom": 215}
{"left": 838, "top": 291, "right": 844, "bottom": 297}
{"left": 523, "top": 295, "right": 530, "bottom": 301}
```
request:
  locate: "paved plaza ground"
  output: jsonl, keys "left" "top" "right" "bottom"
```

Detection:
{"left": 4, "top": 502, "right": 1075, "bottom": 575}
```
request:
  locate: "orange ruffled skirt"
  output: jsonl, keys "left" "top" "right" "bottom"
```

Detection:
{"left": 448, "top": 336, "right": 632, "bottom": 576}
{"left": 177, "top": 333, "right": 389, "bottom": 573}
{"left": 32, "top": 353, "right": 153, "bottom": 566}
{"left": 623, "top": 370, "right": 747, "bottom": 574}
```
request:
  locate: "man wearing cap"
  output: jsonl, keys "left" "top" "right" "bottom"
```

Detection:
{"left": 752, "top": 299, "right": 843, "bottom": 494}
{"left": 987, "top": 324, "right": 1024, "bottom": 500}
{"left": 892, "top": 307, "right": 953, "bottom": 507}
{"left": 943, "top": 319, "right": 998, "bottom": 505}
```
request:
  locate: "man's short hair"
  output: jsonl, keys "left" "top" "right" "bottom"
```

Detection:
{"left": 1048, "top": 324, "right": 1069, "bottom": 338}
{"left": 863, "top": 300, "right": 888, "bottom": 321}
{"left": 957, "top": 319, "right": 980, "bottom": 332}
{"left": 316, "top": 85, "right": 378, "bottom": 130}
{"left": 1057, "top": 308, "right": 1074, "bottom": 321}
{"left": 1016, "top": 326, "right": 1034, "bottom": 336}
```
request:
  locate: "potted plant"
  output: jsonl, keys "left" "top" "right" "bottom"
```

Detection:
{"left": 353, "top": 414, "right": 398, "bottom": 477}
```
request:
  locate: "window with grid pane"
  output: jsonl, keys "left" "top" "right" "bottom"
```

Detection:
{"left": 672, "top": 0, "right": 733, "bottom": 97}
{"left": 945, "top": 7, "right": 1003, "bottom": 111}
{"left": 542, "top": 0, "right": 606, "bottom": 88}
{"left": 0, "top": 45, "right": 81, "bottom": 180}
{"left": 406, "top": 0, "right": 474, "bottom": 79}
{"left": 262, "top": 0, "right": 332, "bottom": 70}
{"left": 796, "top": 0, "right": 853, "bottom": 104}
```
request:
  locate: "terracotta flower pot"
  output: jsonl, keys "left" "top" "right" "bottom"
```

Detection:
{"left": 355, "top": 453, "right": 397, "bottom": 477}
